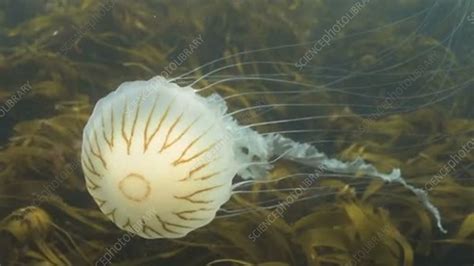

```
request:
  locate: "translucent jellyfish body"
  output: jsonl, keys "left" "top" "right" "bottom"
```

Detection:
{"left": 82, "top": 78, "right": 237, "bottom": 238}
{"left": 82, "top": 76, "right": 446, "bottom": 239}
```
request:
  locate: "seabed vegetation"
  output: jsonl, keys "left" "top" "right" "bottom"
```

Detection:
{"left": 0, "top": 0, "right": 473, "bottom": 265}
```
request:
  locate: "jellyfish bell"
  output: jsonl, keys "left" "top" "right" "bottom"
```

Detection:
{"left": 82, "top": 73, "right": 448, "bottom": 239}
{"left": 82, "top": 76, "right": 241, "bottom": 239}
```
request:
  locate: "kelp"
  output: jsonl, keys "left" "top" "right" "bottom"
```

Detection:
{"left": 0, "top": 0, "right": 473, "bottom": 265}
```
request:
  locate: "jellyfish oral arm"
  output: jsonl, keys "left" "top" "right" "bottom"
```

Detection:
{"left": 214, "top": 90, "right": 446, "bottom": 233}
{"left": 226, "top": 116, "right": 447, "bottom": 233}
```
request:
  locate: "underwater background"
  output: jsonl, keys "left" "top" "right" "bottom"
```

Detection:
{"left": 0, "top": 0, "right": 473, "bottom": 265}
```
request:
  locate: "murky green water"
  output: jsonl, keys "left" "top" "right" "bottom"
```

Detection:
{"left": 0, "top": 1, "right": 473, "bottom": 265}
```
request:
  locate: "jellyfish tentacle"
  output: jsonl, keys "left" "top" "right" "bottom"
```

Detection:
{"left": 190, "top": 61, "right": 300, "bottom": 88}
{"left": 226, "top": 102, "right": 378, "bottom": 118}
{"left": 173, "top": 4, "right": 437, "bottom": 82}
{"left": 217, "top": 76, "right": 459, "bottom": 102}
{"left": 219, "top": 183, "right": 404, "bottom": 219}
{"left": 263, "top": 133, "right": 447, "bottom": 233}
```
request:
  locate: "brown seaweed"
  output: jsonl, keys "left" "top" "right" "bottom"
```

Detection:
{"left": 0, "top": 0, "right": 472, "bottom": 265}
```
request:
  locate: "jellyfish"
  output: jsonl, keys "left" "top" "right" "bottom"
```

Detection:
{"left": 81, "top": 73, "right": 447, "bottom": 239}
{"left": 78, "top": 0, "right": 474, "bottom": 239}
